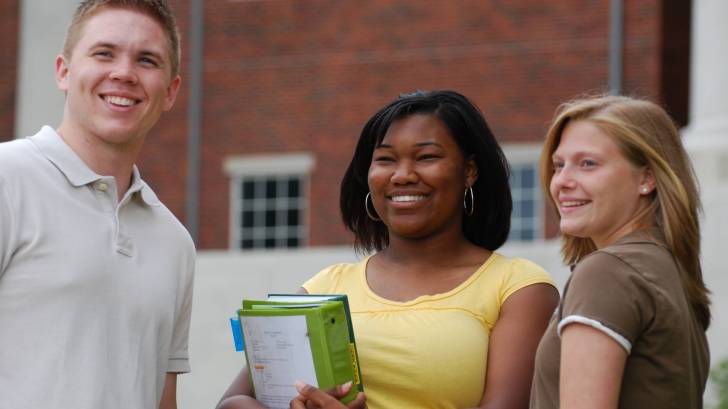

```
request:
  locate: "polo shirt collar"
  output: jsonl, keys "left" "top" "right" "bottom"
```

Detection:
{"left": 30, "top": 126, "right": 160, "bottom": 207}
{"left": 31, "top": 126, "right": 99, "bottom": 187}
{"left": 130, "top": 167, "right": 161, "bottom": 206}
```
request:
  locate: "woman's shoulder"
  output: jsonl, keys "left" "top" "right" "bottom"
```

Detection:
{"left": 563, "top": 237, "right": 681, "bottom": 348}
{"left": 570, "top": 242, "right": 674, "bottom": 302}
{"left": 461, "top": 253, "right": 555, "bottom": 327}
{"left": 302, "top": 257, "right": 368, "bottom": 293}
{"left": 580, "top": 232, "right": 676, "bottom": 284}
{"left": 486, "top": 253, "right": 554, "bottom": 283}
{"left": 471, "top": 253, "right": 555, "bottom": 301}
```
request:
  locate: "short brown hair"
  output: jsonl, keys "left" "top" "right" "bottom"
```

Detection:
{"left": 62, "top": 0, "right": 181, "bottom": 78}
{"left": 540, "top": 94, "right": 711, "bottom": 329}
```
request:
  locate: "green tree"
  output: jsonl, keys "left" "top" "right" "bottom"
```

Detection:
{"left": 712, "top": 359, "right": 728, "bottom": 409}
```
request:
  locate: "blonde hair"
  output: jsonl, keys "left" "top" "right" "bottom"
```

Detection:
{"left": 62, "top": 0, "right": 180, "bottom": 78}
{"left": 540, "top": 95, "right": 711, "bottom": 329}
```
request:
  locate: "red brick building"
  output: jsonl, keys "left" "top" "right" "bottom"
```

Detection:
{"left": 0, "top": 0, "right": 19, "bottom": 141}
{"left": 2, "top": 0, "right": 691, "bottom": 250}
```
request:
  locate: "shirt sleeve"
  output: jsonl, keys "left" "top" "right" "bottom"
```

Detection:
{"left": 499, "top": 258, "right": 556, "bottom": 304}
{"left": 302, "top": 263, "right": 343, "bottom": 294}
{"left": 558, "top": 251, "right": 654, "bottom": 352}
{"left": 0, "top": 182, "right": 17, "bottom": 277}
{"left": 167, "top": 240, "right": 196, "bottom": 373}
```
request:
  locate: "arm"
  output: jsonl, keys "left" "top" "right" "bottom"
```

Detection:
{"left": 559, "top": 324, "right": 627, "bottom": 409}
{"left": 216, "top": 367, "right": 266, "bottom": 409}
{"left": 0, "top": 182, "right": 17, "bottom": 275}
{"left": 159, "top": 373, "right": 178, "bottom": 409}
{"left": 163, "top": 238, "right": 195, "bottom": 409}
{"left": 476, "top": 283, "right": 559, "bottom": 409}
{"left": 555, "top": 251, "right": 646, "bottom": 409}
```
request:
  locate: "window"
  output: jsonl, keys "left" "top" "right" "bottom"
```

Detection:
{"left": 224, "top": 153, "right": 314, "bottom": 250}
{"left": 503, "top": 145, "right": 543, "bottom": 241}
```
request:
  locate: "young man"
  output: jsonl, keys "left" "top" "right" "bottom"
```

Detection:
{"left": 0, "top": 1, "right": 194, "bottom": 408}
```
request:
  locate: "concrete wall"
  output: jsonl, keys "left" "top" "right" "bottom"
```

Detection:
{"left": 14, "top": 0, "right": 74, "bottom": 138}
{"left": 702, "top": 186, "right": 728, "bottom": 371}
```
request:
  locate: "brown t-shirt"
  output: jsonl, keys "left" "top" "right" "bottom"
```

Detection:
{"left": 530, "top": 230, "right": 709, "bottom": 409}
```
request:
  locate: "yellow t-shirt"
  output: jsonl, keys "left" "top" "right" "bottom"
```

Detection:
{"left": 303, "top": 253, "right": 554, "bottom": 409}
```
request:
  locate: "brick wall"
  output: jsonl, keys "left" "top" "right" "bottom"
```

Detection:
{"left": 136, "top": 0, "right": 190, "bottom": 225}
{"left": 128, "top": 0, "right": 683, "bottom": 249}
{"left": 0, "top": 0, "right": 18, "bottom": 142}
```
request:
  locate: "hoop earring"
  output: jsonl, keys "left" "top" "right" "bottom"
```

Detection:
{"left": 365, "top": 192, "right": 381, "bottom": 221}
{"left": 463, "top": 186, "right": 474, "bottom": 216}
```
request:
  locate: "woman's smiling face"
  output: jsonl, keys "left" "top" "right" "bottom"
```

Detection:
{"left": 367, "top": 114, "right": 477, "bottom": 240}
{"left": 549, "top": 120, "right": 653, "bottom": 248}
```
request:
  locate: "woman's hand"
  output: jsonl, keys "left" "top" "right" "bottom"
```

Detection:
{"left": 290, "top": 381, "right": 366, "bottom": 409}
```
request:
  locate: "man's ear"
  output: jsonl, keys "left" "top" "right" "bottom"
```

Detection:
{"left": 163, "top": 75, "right": 182, "bottom": 111}
{"left": 465, "top": 156, "right": 478, "bottom": 188}
{"left": 55, "top": 55, "right": 70, "bottom": 92}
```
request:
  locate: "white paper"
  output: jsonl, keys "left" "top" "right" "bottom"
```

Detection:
{"left": 240, "top": 314, "right": 318, "bottom": 409}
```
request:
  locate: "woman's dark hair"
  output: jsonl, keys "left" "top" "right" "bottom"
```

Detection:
{"left": 340, "top": 90, "right": 512, "bottom": 254}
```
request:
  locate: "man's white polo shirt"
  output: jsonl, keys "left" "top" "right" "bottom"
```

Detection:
{"left": 0, "top": 126, "right": 195, "bottom": 409}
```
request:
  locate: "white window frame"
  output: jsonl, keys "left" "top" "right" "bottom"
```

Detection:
{"left": 223, "top": 153, "right": 315, "bottom": 250}
{"left": 502, "top": 144, "right": 544, "bottom": 242}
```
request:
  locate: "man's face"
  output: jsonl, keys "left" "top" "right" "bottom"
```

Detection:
{"left": 56, "top": 7, "right": 181, "bottom": 148}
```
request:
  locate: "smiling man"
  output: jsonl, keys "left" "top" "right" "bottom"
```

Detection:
{"left": 0, "top": 1, "right": 194, "bottom": 408}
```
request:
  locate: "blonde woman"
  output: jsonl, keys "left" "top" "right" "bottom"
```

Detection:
{"left": 530, "top": 95, "right": 711, "bottom": 409}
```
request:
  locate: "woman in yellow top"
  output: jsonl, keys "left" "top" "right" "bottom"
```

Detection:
{"left": 218, "top": 90, "right": 559, "bottom": 409}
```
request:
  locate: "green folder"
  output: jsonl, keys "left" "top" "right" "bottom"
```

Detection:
{"left": 238, "top": 296, "right": 361, "bottom": 409}
{"left": 266, "top": 293, "right": 363, "bottom": 393}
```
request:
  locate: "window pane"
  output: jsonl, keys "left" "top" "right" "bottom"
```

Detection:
{"left": 512, "top": 201, "right": 522, "bottom": 218}
{"left": 266, "top": 179, "right": 277, "bottom": 199}
{"left": 287, "top": 237, "right": 299, "bottom": 247}
{"left": 511, "top": 230, "right": 522, "bottom": 241}
{"left": 508, "top": 162, "right": 540, "bottom": 242}
{"left": 265, "top": 210, "right": 276, "bottom": 227}
{"left": 242, "top": 210, "right": 254, "bottom": 228}
{"left": 277, "top": 210, "right": 288, "bottom": 226}
{"left": 510, "top": 168, "right": 519, "bottom": 184}
{"left": 287, "top": 209, "right": 299, "bottom": 226}
{"left": 522, "top": 229, "right": 534, "bottom": 241}
{"left": 288, "top": 179, "right": 300, "bottom": 198}
{"left": 264, "top": 238, "right": 276, "bottom": 248}
{"left": 242, "top": 180, "right": 255, "bottom": 199}
{"left": 522, "top": 199, "right": 534, "bottom": 218}
{"left": 521, "top": 167, "right": 534, "bottom": 187}
{"left": 253, "top": 210, "right": 263, "bottom": 227}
